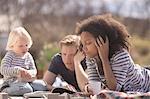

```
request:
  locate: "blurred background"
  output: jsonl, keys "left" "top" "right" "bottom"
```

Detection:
{"left": 0, "top": 0, "right": 150, "bottom": 78}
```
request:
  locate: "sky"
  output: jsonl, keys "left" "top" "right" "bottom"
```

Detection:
{"left": 17, "top": 0, "right": 150, "bottom": 19}
{"left": 104, "top": 0, "right": 149, "bottom": 19}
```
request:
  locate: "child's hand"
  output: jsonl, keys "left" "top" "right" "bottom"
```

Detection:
{"left": 18, "top": 68, "right": 32, "bottom": 80}
{"left": 95, "top": 36, "right": 109, "bottom": 63}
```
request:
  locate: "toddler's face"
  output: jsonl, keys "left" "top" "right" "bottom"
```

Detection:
{"left": 12, "top": 37, "right": 29, "bottom": 56}
{"left": 80, "top": 32, "right": 98, "bottom": 58}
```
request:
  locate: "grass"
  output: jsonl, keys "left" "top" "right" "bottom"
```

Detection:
{"left": 131, "top": 35, "right": 150, "bottom": 66}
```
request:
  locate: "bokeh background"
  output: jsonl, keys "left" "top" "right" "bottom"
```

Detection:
{"left": 0, "top": 0, "right": 150, "bottom": 78}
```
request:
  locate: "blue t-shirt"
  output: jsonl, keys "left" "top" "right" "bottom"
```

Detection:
{"left": 48, "top": 53, "right": 87, "bottom": 91}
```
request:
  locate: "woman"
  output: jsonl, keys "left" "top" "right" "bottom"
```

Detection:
{"left": 75, "top": 14, "right": 150, "bottom": 93}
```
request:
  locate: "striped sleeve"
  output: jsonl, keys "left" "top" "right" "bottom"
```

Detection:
{"left": 111, "top": 50, "right": 130, "bottom": 91}
{"left": 26, "top": 52, "right": 37, "bottom": 77}
{"left": 0, "top": 51, "right": 20, "bottom": 77}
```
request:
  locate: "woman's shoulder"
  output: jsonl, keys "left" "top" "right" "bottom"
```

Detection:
{"left": 112, "top": 49, "right": 130, "bottom": 60}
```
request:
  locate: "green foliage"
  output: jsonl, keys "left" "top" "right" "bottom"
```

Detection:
{"left": 36, "top": 43, "right": 60, "bottom": 70}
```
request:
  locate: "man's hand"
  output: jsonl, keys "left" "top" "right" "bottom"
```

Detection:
{"left": 61, "top": 82, "right": 77, "bottom": 92}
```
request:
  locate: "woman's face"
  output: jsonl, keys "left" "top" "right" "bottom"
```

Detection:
{"left": 80, "top": 32, "right": 98, "bottom": 58}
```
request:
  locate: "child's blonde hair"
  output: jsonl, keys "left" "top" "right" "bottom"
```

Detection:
{"left": 6, "top": 27, "right": 33, "bottom": 50}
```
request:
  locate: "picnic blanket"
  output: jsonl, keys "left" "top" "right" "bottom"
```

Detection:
{"left": 96, "top": 90, "right": 150, "bottom": 99}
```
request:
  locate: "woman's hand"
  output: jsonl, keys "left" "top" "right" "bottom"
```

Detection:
{"left": 95, "top": 36, "right": 109, "bottom": 63}
{"left": 74, "top": 50, "right": 85, "bottom": 64}
{"left": 84, "top": 83, "right": 94, "bottom": 95}
{"left": 95, "top": 36, "right": 117, "bottom": 90}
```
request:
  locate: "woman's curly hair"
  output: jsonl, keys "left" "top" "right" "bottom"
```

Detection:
{"left": 75, "top": 14, "right": 131, "bottom": 58}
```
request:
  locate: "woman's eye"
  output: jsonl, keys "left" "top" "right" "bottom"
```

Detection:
{"left": 86, "top": 42, "right": 91, "bottom": 45}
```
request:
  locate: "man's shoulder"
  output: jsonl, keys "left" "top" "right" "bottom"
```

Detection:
{"left": 52, "top": 53, "right": 62, "bottom": 60}
{"left": 53, "top": 53, "right": 61, "bottom": 57}
{"left": 51, "top": 53, "right": 63, "bottom": 64}
{"left": 48, "top": 53, "right": 65, "bottom": 73}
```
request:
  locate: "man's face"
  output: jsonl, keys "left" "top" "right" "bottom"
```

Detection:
{"left": 61, "top": 45, "right": 77, "bottom": 70}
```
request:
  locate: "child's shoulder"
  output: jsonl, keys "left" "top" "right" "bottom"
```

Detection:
{"left": 24, "top": 52, "right": 34, "bottom": 58}
{"left": 5, "top": 50, "right": 15, "bottom": 57}
{"left": 1, "top": 51, "right": 15, "bottom": 61}
{"left": 24, "top": 52, "right": 31, "bottom": 57}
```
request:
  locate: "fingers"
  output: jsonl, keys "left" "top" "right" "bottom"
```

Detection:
{"left": 95, "top": 36, "right": 103, "bottom": 47}
{"left": 75, "top": 50, "right": 85, "bottom": 58}
{"left": 63, "top": 83, "right": 75, "bottom": 91}
{"left": 19, "top": 69, "right": 32, "bottom": 78}
{"left": 84, "top": 84, "right": 94, "bottom": 95}
{"left": 66, "top": 84, "right": 77, "bottom": 92}
{"left": 97, "top": 36, "right": 104, "bottom": 45}
{"left": 95, "top": 36, "right": 109, "bottom": 47}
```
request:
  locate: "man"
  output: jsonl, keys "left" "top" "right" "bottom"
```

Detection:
{"left": 43, "top": 35, "right": 87, "bottom": 91}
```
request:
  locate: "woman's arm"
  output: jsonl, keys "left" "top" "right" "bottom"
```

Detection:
{"left": 95, "top": 36, "right": 117, "bottom": 90}
{"left": 101, "top": 60, "right": 117, "bottom": 90}
{"left": 74, "top": 51, "right": 88, "bottom": 91}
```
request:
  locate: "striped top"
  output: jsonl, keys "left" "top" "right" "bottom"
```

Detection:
{"left": 86, "top": 49, "right": 150, "bottom": 92}
{"left": 0, "top": 51, "right": 37, "bottom": 83}
{"left": 86, "top": 58, "right": 106, "bottom": 88}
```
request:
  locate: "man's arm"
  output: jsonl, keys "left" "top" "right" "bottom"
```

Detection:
{"left": 43, "top": 71, "right": 57, "bottom": 91}
{"left": 74, "top": 51, "right": 88, "bottom": 91}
